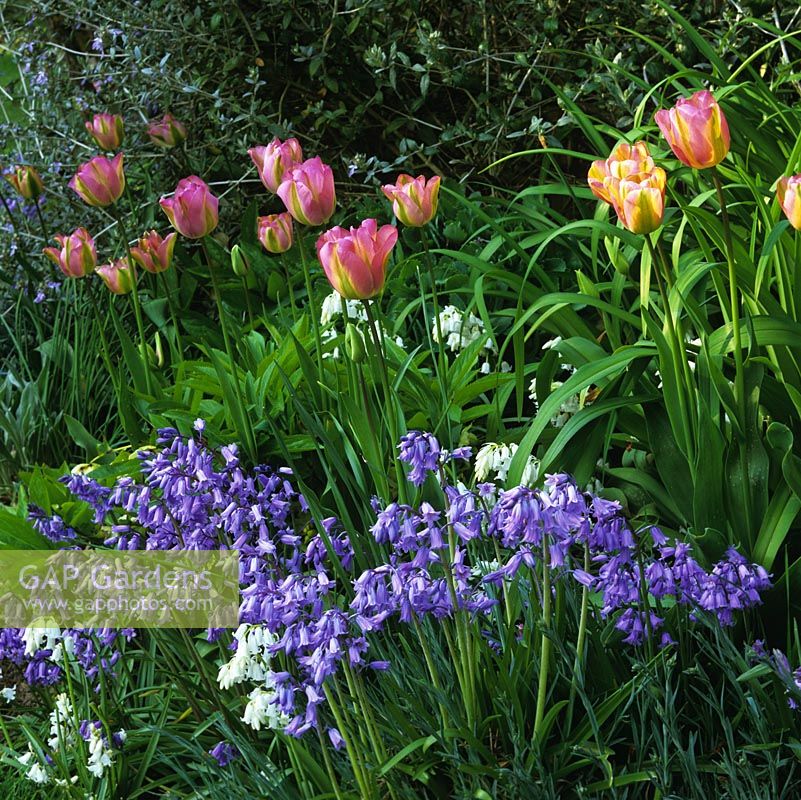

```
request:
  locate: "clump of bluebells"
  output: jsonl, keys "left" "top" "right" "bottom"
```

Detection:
{"left": 0, "top": 626, "right": 132, "bottom": 688}
{"left": 396, "top": 431, "right": 770, "bottom": 647}
{"left": 5, "top": 425, "right": 773, "bottom": 747}
{"left": 748, "top": 641, "right": 801, "bottom": 711}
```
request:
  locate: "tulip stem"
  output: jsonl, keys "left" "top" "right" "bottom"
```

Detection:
{"left": 646, "top": 237, "right": 696, "bottom": 462}
{"left": 114, "top": 207, "right": 153, "bottom": 395}
{"left": 34, "top": 201, "right": 50, "bottom": 245}
{"left": 654, "top": 237, "right": 698, "bottom": 427}
{"left": 712, "top": 169, "right": 747, "bottom": 428}
{"left": 362, "top": 300, "right": 407, "bottom": 504}
{"left": 128, "top": 271, "right": 153, "bottom": 396}
{"left": 296, "top": 229, "right": 326, "bottom": 403}
{"left": 280, "top": 254, "right": 298, "bottom": 323}
{"left": 201, "top": 238, "right": 257, "bottom": 462}
{"left": 159, "top": 271, "right": 185, "bottom": 361}
{"left": 86, "top": 280, "right": 118, "bottom": 394}
{"left": 241, "top": 276, "right": 255, "bottom": 330}
{"left": 420, "top": 227, "right": 448, "bottom": 388}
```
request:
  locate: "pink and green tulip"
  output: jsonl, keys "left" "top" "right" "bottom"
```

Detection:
{"left": 655, "top": 90, "right": 730, "bottom": 170}
{"left": 777, "top": 175, "right": 801, "bottom": 231}
{"left": 316, "top": 218, "right": 397, "bottom": 300}
{"left": 257, "top": 212, "right": 294, "bottom": 254}
{"left": 69, "top": 154, "right": 126, "bottom": 207}
{"left": 43, "top": 227, "right": 97, "bottom": 278}
{"left": 5, "top": 165, "right": 44, "bottom": 201}
{"left": 249, "top": 137, "right": 303, "bottom": 194}
{"left": 85, "top": 113, "right": 124, "bottom": 151}
{"left": 160, "top": 176, "right": 219, "bottom": 239}
{"left": 277, "top": 156, "right": 336, "bottom": 226}
{"left": 381, "top": 174, "right": 441, "bottom": 227}
{"left": 130, "top": 230, "right": 177, "bottom": 274}
{"left": 96, "top": 257, "right": 136, "bottom": 294}
{"left": 146, "top": 113, "right": 187, "bottom": 148}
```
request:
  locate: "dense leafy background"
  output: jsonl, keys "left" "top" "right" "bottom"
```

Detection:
{"left": 2, "top": 1, "right": 801, "bottom": 798}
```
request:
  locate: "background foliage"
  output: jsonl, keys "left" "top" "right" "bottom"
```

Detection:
{"left": 2, "top": 1, "right": 801, "bottom": 798}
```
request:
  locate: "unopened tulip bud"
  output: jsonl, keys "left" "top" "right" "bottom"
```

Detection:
{"left": 96, "top": 257, "right": 136, "bottom": 294}
{"left": 5, "top": 165, "right": 44, "bottom": 201}
{"left": 345, "top": 323, "right": 366, "bottom": 362}
{"left": 146, "top": 113, "right": 187, "bottom": 148}
{"left": 152, "top": 332, "right": 165, "bottom": 369}
{"left": 316, "top": 218, "right": 397, "bottom": 300}
{"left": 231, "top": 244, "right": 250, "bottom": 276}
{"left": 130, "top": 230, "right": 176, "bottom": 274}
{"left": 381, "top": 174, "right": 441, "bottom": 227}
{"left": 160, "top": 176, "right": 219, "bottom": 239}
{"left": 277, "top": 157, "right": 336, "bottom": 226}
{"left": 85, "top": 113, "right": 124, "bottom": 150}
{"left": 777, "top": 175, "right": 801, "bottom": 231}
{"left": 43, "top": 228, "right": 97, "bottom": 278}
{"left": 655, "top": 90, "right": 730, "bottom": 169}
{"left": 69, "top": 154, "right": 125, "bottom": 207}
{"left": 249, "top": 137, "right": 303, "bottom": 193}
{"left": 257, "top": 212, "right": 293, "bottom": 254}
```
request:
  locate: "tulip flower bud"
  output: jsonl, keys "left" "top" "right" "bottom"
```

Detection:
{"left": 146, "top": 113, "right": 187, "bottom": 148}
{"left": 345, "top": 323, "right": 366, "bottom": 363}
{"left": 231, "top": 244, "right": 250, "bottom": 276}
{"left": 130, "top": 230, "right": 176, "bottom": 274}
{"left": 257, "top": 212, "right": 293, "bottom": 254}
{"left": 381, "top": 174, "right": 441, "bottom": 227}
{"left": 277, "top": 156, "right": 336, "bottom": 226}
{"left": 655, "top": 90, "right": 730, "bottom": 169}
{"left": 96, "top": 257, "right": 136, "bottom": 294}
{"left": 777, "top": 175, "right": 801, "bottom": 231}
{"left": 69, "top": 154, "right": 126, "bottom": 207}
{"left": 85, "top": 113, "right": 124, "bottom": 150}
{"left": 159, "top": 176, "right": 219, "bottom": 239}
{"left": 43, "top": 228, "right": 97, "bottom": 278}
{"left": 249, "top": 137, "right": 303, "bottom": 193}
{"left": 152, "top": 332, "right": 165, "bottom": 369}
{"left": 316, "top": 218, "right": 398, "bottom": 300}
{"left": 5, "top": 165, "right": 44, "bottom": 201}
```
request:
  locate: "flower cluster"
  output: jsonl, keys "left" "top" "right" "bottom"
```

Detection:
{"left": 0, "top": 623, "right": 133, "bottom": 688}
{"left": 397, "top": 430, "right": 471, "bottom": 486}
{"left": 79, "top": 720, "right": 125, "bottom": 778}
{"left": 484, "top": 479, "right": 770, "bottom": 645}
{"left": 751, "top": 643, "right": 801, "bottom": 711}
{"left": 12, "top": 426, "right": 771, "bottom": 751}
{"left": 10, "top": 689, "right": 125, "bottom": 786}
{"left": 474, "top": 442, "right": 539, "bottom": 486}
{"left": 433, "top": 305, "right": 494, "bottom": 356}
